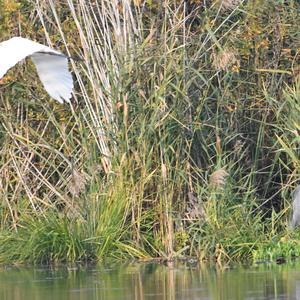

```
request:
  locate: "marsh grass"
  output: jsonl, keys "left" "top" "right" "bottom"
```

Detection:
{"left": 0, "top": 0, "right": 300, "bottom": 263}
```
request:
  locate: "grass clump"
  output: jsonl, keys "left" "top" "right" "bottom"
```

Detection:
{"left": 0, "top": 213, "right": 92, "bottom": 264}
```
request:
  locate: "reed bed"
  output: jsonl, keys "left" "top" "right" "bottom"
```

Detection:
{"left": 0, "top": 0, "right": 300, "bottom": 263}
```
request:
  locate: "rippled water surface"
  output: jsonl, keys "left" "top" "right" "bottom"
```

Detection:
{"left": 1, "top": 260, "right": 300, "bottom": 299}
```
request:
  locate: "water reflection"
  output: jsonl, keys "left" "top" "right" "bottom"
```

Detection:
{"left": 1, "top": 260, "right": 300, "bottom": 299}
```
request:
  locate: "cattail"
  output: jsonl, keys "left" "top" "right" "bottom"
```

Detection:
{"left": 67, "top": 169, "right": 88, "bottom": 197}
{"left": 186, "top": 192, "right": 206, "bottom": 220}
{"left": 212, "top": 48, "right": 239, "bottom": 71}
{"left": 209, "top": 168, "right": 228, "bottom": 188}
{"left": 219, "top": 0, "right": 242, "bottom": 11}
{"left": 233, "top": 139, "right": 244, "bottom": 154}
{"left": 161, "top": 162, "right": 167, "bottom": 183}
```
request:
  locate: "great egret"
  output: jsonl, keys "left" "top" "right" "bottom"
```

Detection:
{"left": 0, "top": 37, "right": 73, "bottom": 103}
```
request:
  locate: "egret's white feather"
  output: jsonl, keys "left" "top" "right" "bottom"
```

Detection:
{"left": 31, "top": 53, "right": 73, "bottom": 103}
{"left": 0, "top": 37, "right": 73, "bottom": 103}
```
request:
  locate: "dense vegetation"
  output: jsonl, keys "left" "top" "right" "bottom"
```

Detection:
{"left": 0, "top": 0, "right": 300, "bottom": 264}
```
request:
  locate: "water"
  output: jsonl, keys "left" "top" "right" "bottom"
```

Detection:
{"left": 1, "top": 260, "right": 300, "bottom": 300}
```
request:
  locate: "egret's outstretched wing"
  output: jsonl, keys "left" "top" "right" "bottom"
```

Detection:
{"left": 31, "top": 52, "right": 73, "bottom": 103}
{"left": 0, "top": 37, "right": 73, "bottom": 103}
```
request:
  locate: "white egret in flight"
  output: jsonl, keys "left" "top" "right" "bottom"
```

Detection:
{"left": 0, "top": 37, "right": 73, "bottom": 103}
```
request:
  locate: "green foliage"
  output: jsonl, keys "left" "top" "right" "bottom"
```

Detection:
{"left": 253, "top": 236, "right": 300, "bottom": 262}
{"left": 0, "top": 213, "right": 92, "bottom": 263}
